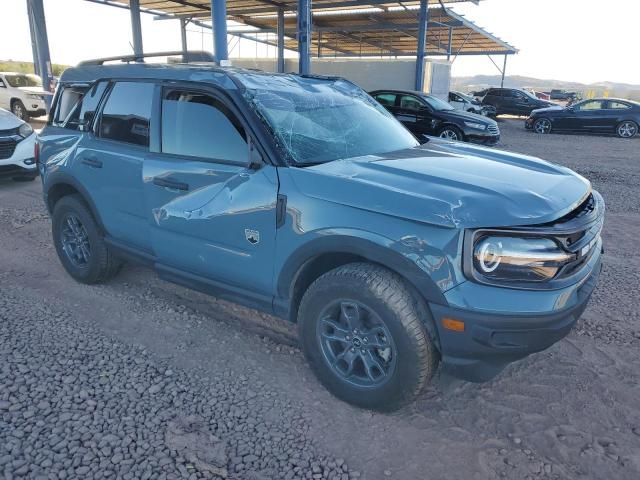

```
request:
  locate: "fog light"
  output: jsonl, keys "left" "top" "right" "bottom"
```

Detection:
{"left": 442, "top": 318, "right": 465, "bottom": 332}
{"left": 24, "top": 158, "right": 35, "bottom": 165}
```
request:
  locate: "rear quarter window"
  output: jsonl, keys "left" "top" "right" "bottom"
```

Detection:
{"left": 52, "top": 82, "right": 108, "bottom": 130}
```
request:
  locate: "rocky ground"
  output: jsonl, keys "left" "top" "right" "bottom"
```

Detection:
{"left": 1, "top": 119, "right": 639, "bottom": 479}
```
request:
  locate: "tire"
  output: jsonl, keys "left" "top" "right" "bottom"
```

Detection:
{"left": 616, "top": 120, "right": 638, "bottom": 139}
{"left": 52, "top": 194, "right": 122, "bottom": 284}
{"left": 298, "top": 263, "right": 438, "bottom": 411}
{"left": 11, "top": 100, "right": 29, "bottom": 121}
{"left": 437, "top": 125, "right": 464, "bottom": 142}
{"left": 533, "top": 117, "right": 552, "bottom": 134}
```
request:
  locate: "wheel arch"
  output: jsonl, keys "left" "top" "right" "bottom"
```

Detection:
{"left": 45, "top": 173, "right": 106, "bottom": 232}
{"left": 276, "top": 235, "right": 447, "bottom": 345}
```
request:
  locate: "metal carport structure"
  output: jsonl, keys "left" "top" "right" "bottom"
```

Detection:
{"left": 25, "top": 0, "right": 516, "bottom": 98}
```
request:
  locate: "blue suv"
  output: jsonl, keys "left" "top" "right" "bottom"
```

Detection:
{"left": 38, "top": 61, "right": 604, "bottom": 411}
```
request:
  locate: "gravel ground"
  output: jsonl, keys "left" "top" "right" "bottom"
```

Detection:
{"left": 1, "top": 119, "right": 639, "bottom": 480}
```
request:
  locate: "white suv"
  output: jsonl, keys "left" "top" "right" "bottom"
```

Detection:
{"left": 0, "top": 108, "right": 37, "bottom": 181}
{"left": 0, "top": 72, "right": 51, "bottom": 121}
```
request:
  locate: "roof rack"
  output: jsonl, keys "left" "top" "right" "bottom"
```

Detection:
{"left": 78, "top": 50, "right": 216, "bottom": 66}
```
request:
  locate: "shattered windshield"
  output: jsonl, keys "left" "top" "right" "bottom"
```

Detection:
{"left": 239, "top": 74, "right": 419, "bottom": 165}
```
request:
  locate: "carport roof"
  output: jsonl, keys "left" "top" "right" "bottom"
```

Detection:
{"left": 97, "top": 1, "right": 516, "bottom": 57}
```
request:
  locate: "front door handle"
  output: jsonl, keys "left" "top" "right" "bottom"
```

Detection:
{"left": 81, "top": 157, "right": 102, "bottom": 168}
{"left": 153, "top": 177, "right": 189, "bottom": 191}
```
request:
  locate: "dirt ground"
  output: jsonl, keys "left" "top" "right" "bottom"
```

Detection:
{"left": 1, "top": 119, "right": 639, "bottom": 480}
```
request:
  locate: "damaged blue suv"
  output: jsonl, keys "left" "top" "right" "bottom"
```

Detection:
{"left": 39, "top": 59, "right": 604, "bottom": 411}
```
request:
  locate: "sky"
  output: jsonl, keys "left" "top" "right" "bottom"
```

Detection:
{"left": 2, "top": 0, "right": 639, "bottom": 85}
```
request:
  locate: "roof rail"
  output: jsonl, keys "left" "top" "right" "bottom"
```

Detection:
{"left": 78, "top": 50, "right": 217, "bottom": 66}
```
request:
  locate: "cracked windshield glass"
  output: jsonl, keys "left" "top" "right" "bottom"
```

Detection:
{"left": 241, "top": 75, "right": 419, "bottom": 165}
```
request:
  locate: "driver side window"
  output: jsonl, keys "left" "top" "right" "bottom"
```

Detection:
{"left": 399, "top": 95, "right": 423, "bottom": 110}
{"left": 576, "top": 100, "right": 604, "bottom": 111}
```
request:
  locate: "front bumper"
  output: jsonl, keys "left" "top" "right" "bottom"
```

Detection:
{"left": 429, "top": 253, "right": 602, "bottom": 382}
{"left": 524, "top": 117, "right": 535, "bottom": 129}
{"left": 0, "top": 132, "right": 37, "bottom": 179}
{"left": 468, "top": 133, "right": 500, "bottom": 146}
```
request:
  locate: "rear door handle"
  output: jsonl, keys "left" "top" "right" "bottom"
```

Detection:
{"left": 81, "top": 157, "right": 102, "bottom": 168}
{"left": 153, "top": 177, "right": 189, "bottom": 191}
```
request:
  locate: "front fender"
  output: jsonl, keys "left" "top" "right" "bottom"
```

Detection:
{"left": 276, "top": 230, "right": 451, "bottom": 309}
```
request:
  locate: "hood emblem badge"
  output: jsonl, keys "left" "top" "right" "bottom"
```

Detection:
{"left": 245, "top": 229, "right": 260, "bottom": 245}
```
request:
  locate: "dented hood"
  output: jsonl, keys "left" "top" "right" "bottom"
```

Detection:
{"left": 290, "top": 141, "right": 591, "bottom": 229}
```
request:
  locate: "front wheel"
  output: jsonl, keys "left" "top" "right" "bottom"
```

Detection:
{"left": 616, "top": 121, "right": 638, "bottom": 138}
{"left": 298, "top": 263, "right": 438, "bottom": 411}
{"left": 437, "top": 125, "right": 464, "bottom": 142}
{"left": 11, "top": 100, "right": 29, "bottom": 121}
{"left": 533, "top": 117, "right": 552, "bottom": 134}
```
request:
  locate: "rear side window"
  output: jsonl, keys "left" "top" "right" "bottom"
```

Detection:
{"left": 486, "top": 89, "right": 502, "bottom": 97}
{"left": 98, "top": 82, "right": 154, "bottom": 147}
{"left": 608, "top": 101, "right": 630, "bottom": 110}
{"left": 78, "top": 82, "right": 108, "bottom": 128}
{"left": 161, "top": 89, "right": 247, "bottom": 162}
{"left": 374, "top": 93, "right": 396, "bottom": 107}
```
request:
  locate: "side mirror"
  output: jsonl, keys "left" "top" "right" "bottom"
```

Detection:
{"left": 566, "top": 106, "right": 574, "bottom": 112}
{"left": 418, "top": 134, "right": 430, "bottom": 145}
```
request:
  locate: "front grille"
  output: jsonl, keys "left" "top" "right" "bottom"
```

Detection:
{"left": 0, "top": 139, "right": 17, "bottom": 160}
{"left": 487, "top": 125, "right": 499, "bottom": 135}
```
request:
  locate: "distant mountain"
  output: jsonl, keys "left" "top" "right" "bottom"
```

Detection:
{"left": 452, "top": 75, "right": 640, "bottom": 101}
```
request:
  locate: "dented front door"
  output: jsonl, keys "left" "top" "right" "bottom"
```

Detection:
{"left": 143, "top": 157, "right": 278, "bottom": 297}
{"left": 143, "top": 87, "right": 278, "bottom": 297}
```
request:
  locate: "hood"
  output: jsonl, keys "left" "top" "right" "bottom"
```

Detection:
{"left": 532, "top": 105, "right": 565, "bottom": 115}
{"left": 0, "top": 108, "right": 24, "bottom": 129}
{"left": 290, "top": 140, "right": 591, "bottom": 229}
{"left": 17, "top": 87, "right": 50, "bottom": 96}
{"left": 437, "top": 108, "right": 496, "bottom": 125}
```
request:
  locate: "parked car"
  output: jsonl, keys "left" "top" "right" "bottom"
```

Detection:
{"left": 370, "top": 89, "right": 500, "bottom": 144}
{"left": 0, "top": 107, "right": 38, "bottom": 181}
{"left": 470, "top": 88, "right": 490, "bottom": 99}
{"left": 526, "top": 98, "right": 640, "bottom": 138}
{"left": 524, "top": 88, "right": 551, "bottom": 101}
{"left": 39, "top": 61, "right": 604, "bottom": 411}
{"left": 482, "top": 87, "right": 556, "bottom": 116}
{"left": 448, "top": 91, "right": 496, "bottom": 117}
{"left": 0, "top": 72, "right": 51, "bottom": 121}
{"left": 549, "top": 89, "right": 579, "bottom": 101}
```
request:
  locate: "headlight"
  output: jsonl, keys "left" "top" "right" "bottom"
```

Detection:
{"left": 473, "top": 235, "right": 574, "bottom": 282}
{"left": 464, "top": 121, "right": 487, "bottom": 130}
{"left": 18, "top": 123, "right": 34, "bottom": 138}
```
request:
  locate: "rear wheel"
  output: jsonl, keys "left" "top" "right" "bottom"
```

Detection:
{"left": 52, "top": 195, "right": 122, "bottom": 284}
{"left": 11, "top": 100, "right": 29, "bottom": 121}
{"left": 437, "top": 125, "right": 464, "bottom": 142}
{"left": 533, "top": 117, "right": 552, "bottom": 134}
{"left": 616, "top": 121, "right": 638, "bottom": 138}
{"left": 298, "top": 263, "right": 438, "bottom": 411}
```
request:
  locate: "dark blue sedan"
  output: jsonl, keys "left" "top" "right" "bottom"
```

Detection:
{"left": 525, "top": 98, "right": 640, "bottom": 138}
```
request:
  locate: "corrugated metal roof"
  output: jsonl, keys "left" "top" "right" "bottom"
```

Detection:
{"left": 98, "top": 1, "right": 516, "bottom": 56}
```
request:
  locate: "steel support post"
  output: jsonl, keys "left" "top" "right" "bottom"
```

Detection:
{"left": 297, "top": 0, "right": 312, "bottom": 74}
{"left": 211, "top": 0, "right": 229, "bottom": 62}
{"left": 130, "top": 0, "right": 144, "bottom": 59}
{"left": 415, "top": 0, "right": 429, "bottom": 91}
{"left": 25, "top": 0, "right": 52, "bottom": 98}
{"left": 501, "top": 54, "right": 508, "bottom": 87}
{"left": 277, "top": 7, "right": 285, "bottom": 72}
